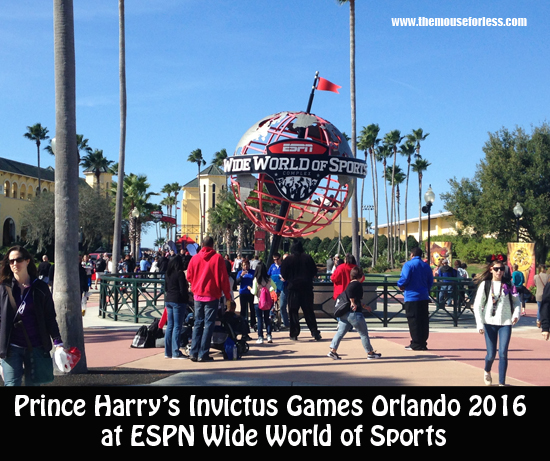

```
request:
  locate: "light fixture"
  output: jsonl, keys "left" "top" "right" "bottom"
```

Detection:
{"left": 424, "top": 185, "right": 435, "bottom": 205}
{"left": 513, "top": 202, "right": 523, "bottom": 218}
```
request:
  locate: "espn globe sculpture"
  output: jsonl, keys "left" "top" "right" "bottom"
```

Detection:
{"left": 224, "top": 111, "right": 367, "bottom": 239}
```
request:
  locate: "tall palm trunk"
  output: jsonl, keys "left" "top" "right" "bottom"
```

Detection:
{"left": 382, "top": 161, "right": 390, "bottom": 263}
{"left": 197, "top": 165, "right": 203, "bottom": 244}
{"left": 404, "top": 156, "right": 411, "bottom": 256}
{"left": 370, "top": 149, "right": 379, "bottom": 265}
{"left": 418, "top": 173, "right": 423, "bottom": 246}
{"left": 112, "top": 0, "right": 126, "bottom": 269}
{"left": 53, "top": 0, "right": 86, "bottom": 372}
{"left": 348, "top": 0, "right": 359, "bottom": 261}
{"left": 389, "top": 149, "right": 398, "bottom": 268}
{"left": 36, "top": 142, "right": 42, "bottom": 194}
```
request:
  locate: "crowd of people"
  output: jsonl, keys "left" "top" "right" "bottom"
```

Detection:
{"left": 1, "top": 238, "right": 549, "bottom": 387}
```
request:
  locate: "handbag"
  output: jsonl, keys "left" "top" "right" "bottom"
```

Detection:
{"left": 333, "top": 289, "right": 351, "bottom": 318}
{"left": 6, "top": 285, "right": 54, "bottom": 385}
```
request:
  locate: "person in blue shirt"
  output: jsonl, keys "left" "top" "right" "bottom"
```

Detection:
{"left": 397, "top": 247, "right": 434, "bottom": 351}
{"left": 511, "top": 264, "right": 527, "bottom": 316}
{"left": 236, "top": 259, "right": 256, "bottom": 330}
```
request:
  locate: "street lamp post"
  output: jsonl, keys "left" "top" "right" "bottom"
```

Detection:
{"left": 513, "top": 202, "right": 523, "bottom": 242}
{"left": 361, "top": 205, "right": 374, "bottom": 259}
{"left": 422, "top": 185, "right": 436, "bottom": 265}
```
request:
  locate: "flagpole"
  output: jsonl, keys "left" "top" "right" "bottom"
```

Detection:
{"left": 305, "top": 71, "right": 319, "bottom": 114}
{"left": 267, "top": 72, "right": 320, "bottom": 265}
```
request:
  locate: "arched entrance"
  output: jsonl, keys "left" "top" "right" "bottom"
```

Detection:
{"left": 3, "top": 218, "right": 15, "bottom": 247}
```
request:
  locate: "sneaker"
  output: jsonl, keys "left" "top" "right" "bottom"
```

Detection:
{"left": 314, "top": 333, "right": 322, "bottom": 341}
{"left": 367, "top": 351, "right": 382, "bottom": 360}
{"left": 327, "top": 350, "right": 341, "bottom": 360}
{"left": 256, "top": 337, "right": 264, "bottom": 344}
{"left": 484, "top": 371, "right": 492, "bottom": 386}
{"left": 267, "top": 335, "right": 273, "bottom": 343}
{"left": 198, "top": 356, "right": 214, "bottom": 362}
{"left": 404, "top": 345, "right": 413, "bottom": 351}
{"left": 172, "top": 353, "right": 189, "bottom": 360}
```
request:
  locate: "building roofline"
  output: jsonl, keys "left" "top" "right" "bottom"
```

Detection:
{"left": 376, "top": 211, "right": 453, "bottom": 229}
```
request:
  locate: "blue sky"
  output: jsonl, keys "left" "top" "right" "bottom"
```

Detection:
{"left": 1, "top": 0, "right": 548, "bottom": 248}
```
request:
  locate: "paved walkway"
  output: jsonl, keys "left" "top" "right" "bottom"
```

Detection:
{"left": 81, "top": 290, "right": 550, "bottom": 386}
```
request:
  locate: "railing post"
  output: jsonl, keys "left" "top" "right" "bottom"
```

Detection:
{"left": 113, "top": 278, "right": 119, "bottom": 321}
{"left": 383, "top": 281, "right": 389, "bottom": 327}
{"left": 133, "top": 277, "right": 139, "bottom": 323}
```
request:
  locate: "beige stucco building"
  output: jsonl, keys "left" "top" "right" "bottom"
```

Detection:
{"left": 0, "top": 157, "right": 55, "bottom": 246}
{"left": 377, "top": 211, "right": 457, "bottom": 243}
{"left": 180, "top": 165, "right": 227, "bottom": 241}
{"left": 0, "top": 157, "right": 112, "bottom": 248}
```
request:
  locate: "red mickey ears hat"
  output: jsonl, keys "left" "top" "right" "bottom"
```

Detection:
{"left": 486, "top": 254, "right": 507, "bottom": 264}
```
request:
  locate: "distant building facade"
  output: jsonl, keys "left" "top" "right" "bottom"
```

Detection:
{"left": 0, "top": 157, "right": 55, "bottom": 246}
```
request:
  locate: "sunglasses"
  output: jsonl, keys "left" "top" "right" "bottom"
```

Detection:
{"left": 492, "top": 267, "right": 505, "bottom": 272}
{"left": 9, "top": 257, "right": 25, "bottom": 265}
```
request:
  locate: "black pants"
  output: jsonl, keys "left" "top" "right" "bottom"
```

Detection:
{"left": 404, "top": 300, "right": 429, "bottom": 350}
{"left": 239, "top": 292, "right": 256, "bottom": 328}
{"left": 288, "top": 289, "right": 319, "bottom": 338}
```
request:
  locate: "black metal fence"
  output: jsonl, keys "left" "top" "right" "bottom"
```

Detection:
{"left": 99, "top": 272, "right": 477, "bottom": 327}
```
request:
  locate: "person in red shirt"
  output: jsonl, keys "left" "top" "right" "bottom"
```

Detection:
{"left": 186, "top": 237, "right": 232, "bottom": 362}
{"left": 330, "top": 253, "right": 363, "bottom": 300}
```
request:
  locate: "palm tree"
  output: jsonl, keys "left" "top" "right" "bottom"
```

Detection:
{"left": 187, "top": 148, "right": 206, "bottom": 243}
{"left": 80, "top": 149, "right": 114, "bottom": 193}
{"left": 358, "top": 124, "right": 380, "bottom": 265}
{"left": 112, "top": 0, "right": 127, "bottom": 271}
{"left": 23, "top": 123, "right": 49, "bottom": 194}
{"left": 212, "top": 148, "right": 228, "bottom": 168}
{"left": 407, "top": 128, "right": 430, "bottom": 159}
{"left": 45, "top": 133, "right": 92, "bottom": 161}
{"left": 337, "top": 0, "right": 359, "bottom": 260}
{"left": 160, "top": 195, "right": 177, "bottom": 240}
{"left": 411, "top": 157, "right": 431, "bottom": 246}
{"left": 384, "top": 165, "right": 406, "bottom": 255}
{"left": 382, "top": 130, "right": 403, "bottom": 267}
{"left": 398, "top": 140, "right": 416, "bottom": 256}
{"left": 116, "top": 173, "right": 158, "bottom": 256}
{"left": 160, "top": 182, "right": 182, "bottom": 241}
{"left": 53, "top": 0, "right": 86, "bottom": 372}
{"left": 212, "top": 148, "right": 229, "bottom": 189}
{"left": 377, "top": 143, "right": 393, "bottom": 263}
{"left": 393, "top": 166, "right": 407, "bottom": 255}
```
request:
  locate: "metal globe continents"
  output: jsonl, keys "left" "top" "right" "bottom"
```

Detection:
{"left": 227, "top": 111, "right": 359, "bottom": 238}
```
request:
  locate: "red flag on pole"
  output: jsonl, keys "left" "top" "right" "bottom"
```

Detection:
{"left": 316, "top": 77, "right": 341, "bottom": 93}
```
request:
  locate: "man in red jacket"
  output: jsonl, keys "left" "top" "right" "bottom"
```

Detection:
{"left": 186, "top": 236, "right": 232, "bottom": 362}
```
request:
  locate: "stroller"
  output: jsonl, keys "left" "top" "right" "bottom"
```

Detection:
{"left": 210, "top": 319, "right": 250, "bottom": 359}
{"left": 184, "top": 297, "right": 250, "bottom": 359}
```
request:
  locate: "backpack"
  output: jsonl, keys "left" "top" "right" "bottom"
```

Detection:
{"left": 131, "top": 319, "right": 163, "bottom": 348}
{"left": 258, "top": 284, "right": 274, "bottom": 311}
{"left": 482, "top": 280, "right": 514, "bottom": 312}
{"left": 333, "top": 290, "right": 351, "bottom": 318}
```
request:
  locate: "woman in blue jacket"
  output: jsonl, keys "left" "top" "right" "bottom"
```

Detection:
{"left": 236, "top": 259, "right": 255, "bottom": 329}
